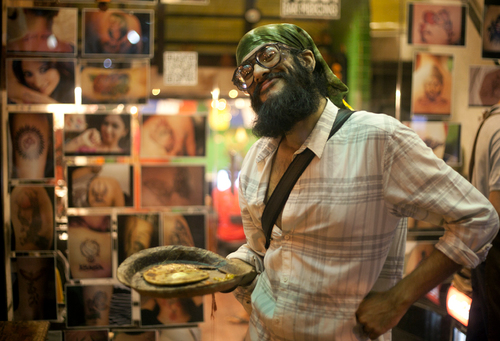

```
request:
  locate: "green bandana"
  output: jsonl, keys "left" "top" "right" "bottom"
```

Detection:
{"left": 235, "top": 23, "right": 349, "bottom": 108}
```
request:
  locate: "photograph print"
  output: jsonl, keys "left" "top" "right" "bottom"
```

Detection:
{"left": 67, "top": 164, "right": 134, "bottom": 208}
{"left": 407, "top": 2, "right": 466, "bottom": 46}
{"left": 482, "top": 3, "right": 500, "bottom": 59}
{"left": 80, "top": 60, "right": 149, "bottom": 104}
{"left": 8, "top": 113, "right": 55, "bottom": 180}
{"left": 64, "top": 114, "right": 132, "bottom": 156}
{"left": 7, "top": 58, "right": 76, "bottom": 104}
{"left": 83, "top": 9, "right": 153, "bottom": 57}
{"left": 11, "top": 255, "right": 58, "bottom": 321}
{"left": 10, "top": 185, "right": 55, "bottom": 252}
{"left": 411, "top": 52, "right": 453, "bottom": 116}
{"left": 7, "top": 7, "right": 77, "bottom": 55}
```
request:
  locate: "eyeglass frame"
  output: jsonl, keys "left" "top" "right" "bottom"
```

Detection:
{"left": 232, "top": 43, "right": 297, "bottom": 92}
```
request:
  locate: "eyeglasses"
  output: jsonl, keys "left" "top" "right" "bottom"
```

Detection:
{"left": 232, "top": 44, "right": 293, "bottom": 92}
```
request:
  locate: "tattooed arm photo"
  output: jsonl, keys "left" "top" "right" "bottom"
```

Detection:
{"left": 82, "top": 285, "right": 113, "bottom": 326}
{"left": 10, "top": 186, "right": 54, "bottom": 251}
{"left": 9, "top": 113, "right": 54, "bottom": 179}
{"left": 163, "top": 214, "right": 195, "bottom": 247}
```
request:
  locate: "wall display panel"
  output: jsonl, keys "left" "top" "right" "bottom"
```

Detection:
{"left": 117, "top": 213, "right": 160, "bottom": 265}
{"left": 6, "top": 7, "right": 77, "bottom": 55}
{"left": 64, "top": 114, "right": 132, "bottom": 156}
{"left": 67, "top": 215, "right": 113, "bottom": 279}
{"left": 8, "top": 113, "right": 55, "bottom": 180}
{"left": 140, "top": 165, "right": 205, "bottom": 208}
{"left": 67, "top": 164, "right": 134, "bottom": 208}
{"left": 411, "top": 52, "right": 454, "bottom": 116}
{"left": 80, "top": 60, "right": 149, "bottom": 104}
{"left": 140, "top": 114, "right": 207, "bottom": 158}
{"left": 10, "top": 255, "right": 58, "bottom": 321}
{"left": 407, "top": 2, "right": 466, "bottom": 46}
{"left": 65, "top": 329, "right": 109, "bottom": 341}
{"left": 10, "top": 185, "right": 56, "bottom": 252}
{"left": 111, "top": 330, "right": 157, "bottom": 340}
{"left": 66, "top": 284, "right": 132, "bottom": 328}
{"left": 402, "top": 121, "right": 461, "bottom": 167}
{"left": 469, "top": 65, "right": 500, "bottom": 107}
{"left": 6, "top": 58, "right": 76, "bottom": 105}
{"left": 82, "top": 9, "right": 154, "bottom": 58}
{"left": 482, "top": 3, "right": 500, "bottom": 59}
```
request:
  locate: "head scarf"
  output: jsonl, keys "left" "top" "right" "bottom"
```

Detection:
{"left": 236, "top": 23, "right": 349, "bottom": 108}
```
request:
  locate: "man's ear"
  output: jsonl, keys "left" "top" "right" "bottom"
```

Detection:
{"left": 300, "top": 49, "right": 316, "bottom": 72}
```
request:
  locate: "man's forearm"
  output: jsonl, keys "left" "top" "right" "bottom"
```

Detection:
{"left": 356, "top": 248, "right": 461, "bottom": 339}
{"left": 389, "top": 248, "right": 461, "bottom": 306}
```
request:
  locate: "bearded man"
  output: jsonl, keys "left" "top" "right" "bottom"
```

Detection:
{"left": 225, "top": 23, "right": 498, "bottom": 341}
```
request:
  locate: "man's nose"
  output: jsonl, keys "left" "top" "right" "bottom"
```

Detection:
{"left": 252, "top": 63, "right": 270, "bottom": 84}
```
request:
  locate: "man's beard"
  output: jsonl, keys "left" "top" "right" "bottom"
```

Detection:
{"left": 250, "top": 61, "right": 323, "bottom": 138}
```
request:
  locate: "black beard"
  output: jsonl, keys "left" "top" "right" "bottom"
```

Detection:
{"left": 250, "top": 61, "right": 322, "bottom": 138}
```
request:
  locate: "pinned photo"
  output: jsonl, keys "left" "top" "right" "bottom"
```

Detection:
{"left": 7, "top": 7, "right": 77, "bottom": 55}
{"left": 407, "top": 2, "right": 466, "bottom": 46}
{"left": 64, "top": 114, "right": 132, "bottom": 156}
{"left": 7, "top": 59, "right": 76, "bottom": 104}
{"left": 83, "top": 9, "right": 153, "bottom": 57}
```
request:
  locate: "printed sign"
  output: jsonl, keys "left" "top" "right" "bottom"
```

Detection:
{"left": 163, "top": 51, "right": 198, "bottom": 86}
{"left": 281, "top": 0, "right": 340, "bottom": 19}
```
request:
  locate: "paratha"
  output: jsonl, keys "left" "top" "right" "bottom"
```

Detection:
{"left": 143, "top": 263, "right": 209, "bottom": 286}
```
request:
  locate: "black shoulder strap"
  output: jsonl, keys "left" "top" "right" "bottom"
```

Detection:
{"left": 261, "top": 108, "right": 354, "bottom": 249}
{"left": 469, "top": 108, "right": 500, "bottom": 180}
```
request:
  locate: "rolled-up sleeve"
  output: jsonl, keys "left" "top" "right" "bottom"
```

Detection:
{"left": 384, "top": 123, "right": 499, "bottom": 268}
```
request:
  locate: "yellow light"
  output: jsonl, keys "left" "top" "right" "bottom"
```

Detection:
{"left": 229, "top": 89, "right": 239, "bottom": 98}
{"left": 130, "top": 106, "right": 138, "bottom": 114}
{"left": 152, "top": 89, "right": 161, "bottom": 96}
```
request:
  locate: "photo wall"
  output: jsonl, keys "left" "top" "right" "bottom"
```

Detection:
{"left": 404, "top": 0, "right": 499, "bottom": 237}
{"left": 3, "top": 1, "right": 209, "bottom": 340}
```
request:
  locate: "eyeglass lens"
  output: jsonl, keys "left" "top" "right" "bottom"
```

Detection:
{"left": 234, "top": 45, "right": 281, "bottom": 90}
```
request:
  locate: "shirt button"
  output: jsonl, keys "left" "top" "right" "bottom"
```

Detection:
{"left": 284, "top": 235, "right": 290, "bottom": 240}
{"left": 283, "top": 276, "right": 288, "bottom": 283}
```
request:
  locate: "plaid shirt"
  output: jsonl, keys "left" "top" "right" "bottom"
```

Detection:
{"left": 228, "top": 99, "right": 499, "bottom": 341}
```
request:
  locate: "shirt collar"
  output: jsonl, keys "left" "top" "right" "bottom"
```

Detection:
{"left": 254, "top": 98, "right": 340, "bottom": 163}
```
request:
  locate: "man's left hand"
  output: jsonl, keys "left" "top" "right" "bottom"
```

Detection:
{"left": 355, "top": 290, "right": 409, "bottom": 340}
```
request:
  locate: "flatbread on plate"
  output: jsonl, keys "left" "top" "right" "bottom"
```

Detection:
{"left": 143, "top": 263, "right": 209, "bottom": 286}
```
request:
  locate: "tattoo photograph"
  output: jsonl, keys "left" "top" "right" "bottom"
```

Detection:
{"left": 66, "top": 285, "right": 132, "bottom": 327}
{"left": 117, "top": 213, "right": 160, "bottom": 265}
{"left": 6, "top": 7, "right": 77, "bottom": 55}
{"left": 68, "top": 215, "right": 112, "bottom": 279}
{"left": 67, "top": 164, "right": 134, "bottom": 208}
{"left": 80, "top": 60, "right": 149, "bottom": 104}
{"left": 407, "top": 2, "right": 466, "bottom": 46}
{"left": 411, "top": 52, "right": 453, "bottom": 116}
{"left": 140, "top": 114, "right": 207, "bottom": 158}
{"left": 65, "top": 330, "right": 109, "bottom": 341}
{"left": 11, "top": 255, "right": 57, "bottom": 321}
{"left": 140, "top": 295, "right": 204, "bottom": 327}
{"left": 83, "top": 9, "right": 153, "bottom": 57}
{"left": 140, "top": 165, "right": 205, "bottom": 208}
{"left": 10, "top": 185, "right": 55, "bottom": 251}
{"left": 9, "top": 113, "right": 55, "bottom": 180}
{"left": 483, "top": 4, "right": 500, "bottom": 59}
{"left": 162, "top": 213, "right": 206, "bottom": 249}
{"left": 64, "top": 114, "right": 132, "bottom": 156}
